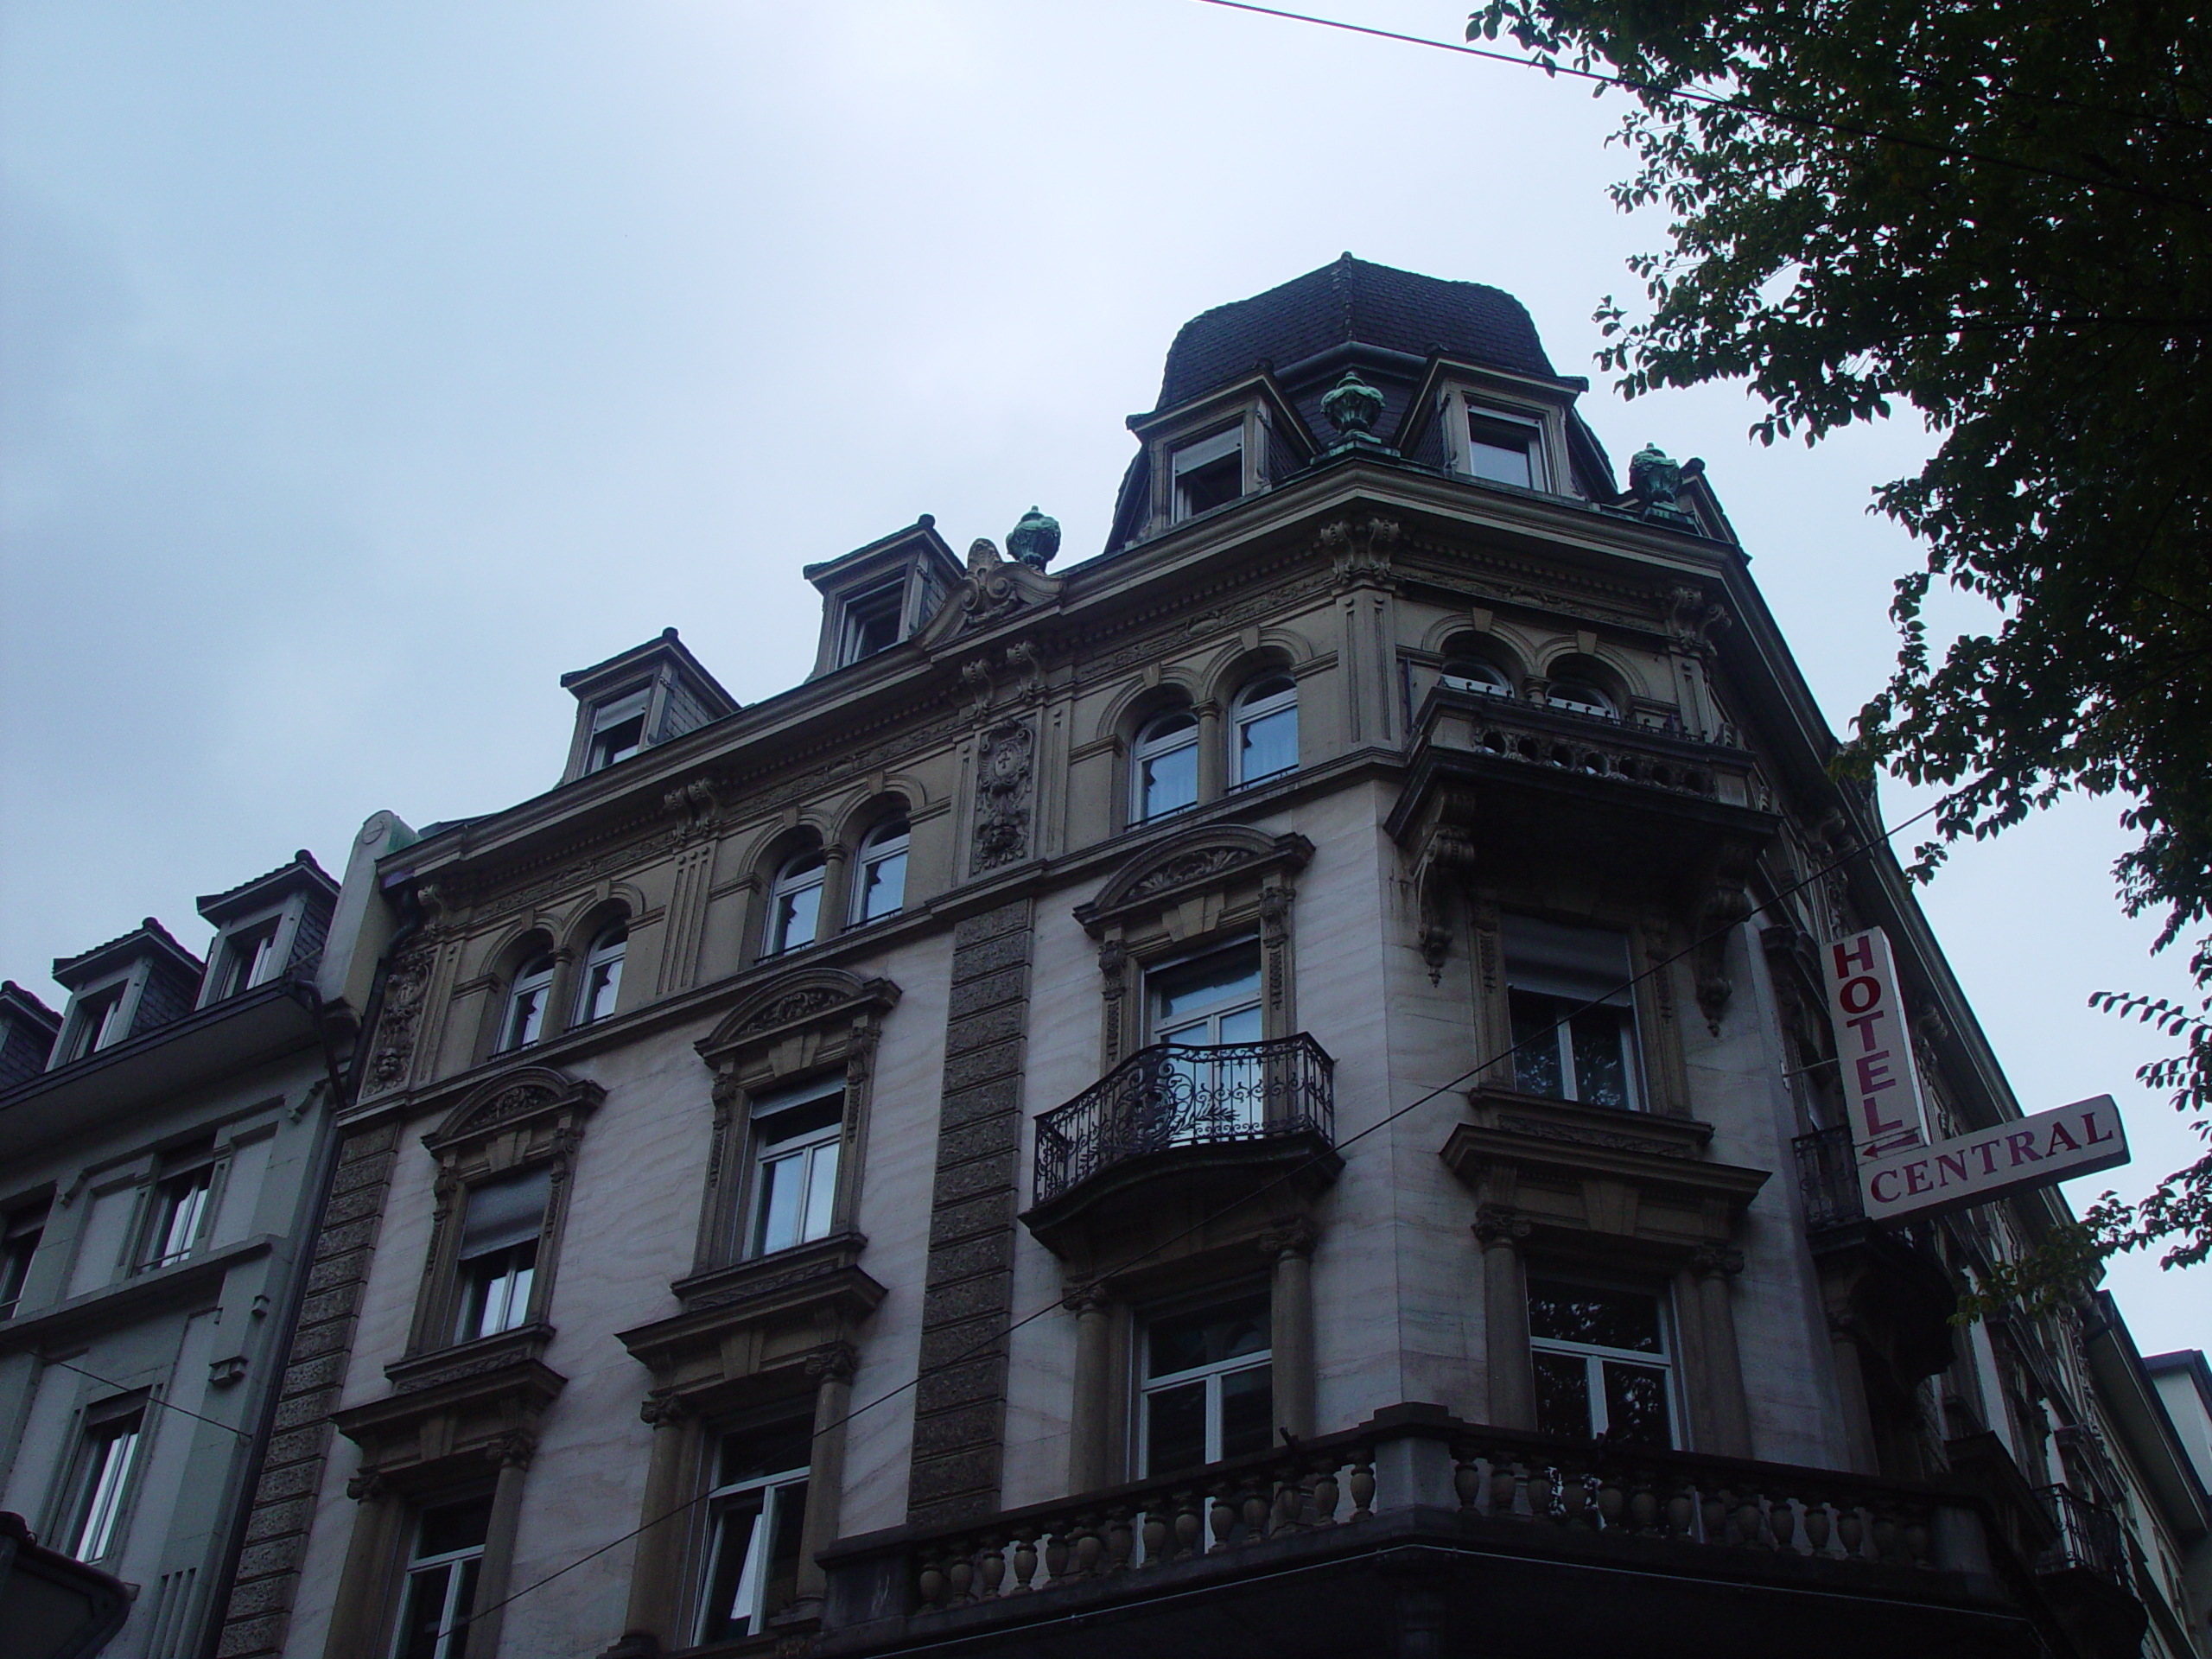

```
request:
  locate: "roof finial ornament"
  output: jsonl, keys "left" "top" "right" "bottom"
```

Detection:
{"left": 1320, "top": 370, "right": 1390, "bottom": 455}
{"left": 967, "top": 537, "right": 1001, "bottom": 574}
{"left": 1628, "top": 442, "right": 1702, "bottom": 528}
{"left": 1006, "top": 505, "right": 1060, "bottom": 572}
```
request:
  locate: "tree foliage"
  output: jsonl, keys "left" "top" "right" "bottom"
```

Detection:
{"left": 1463, "top": 0, "right": 2212, "bottom": 1286}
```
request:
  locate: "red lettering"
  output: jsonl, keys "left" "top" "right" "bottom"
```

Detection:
{"left": 1974, "top": 1139, "right": 2001, "bottom": 1174}
{"left": 2082, "top": 1109, "right": 2115, "bottom": 1146}
{"left": 2006, "top": 1131, "right": 2040, "bottom": 1165}
{"left": 2044, "top": 1121, "right": 2081, "bottom": 1155}
{"left": 1832, "top": 934, "right": 1877, "bottom": 977}
{"left": 1904, "top": 1160, "right": 1932, "bottom": 1194}
{"left": 1842, "top": 1010, "right": 1890, "bottom": 1051}
{"left": 1855, "top": 1054, "right": 1897, "bottom": 1093}
{"left": 1859, "top": 1097, "right": 1907, "bottom": 1138}
{"left": 1937, "top": 1152, "right": 1969, "bottom": 1187}
{"left": 1839, "top": 976, "right": 1883, "bottom": 1015}
{"left": 1870, "top": 1168, "right": 1903, "bottom": 1203}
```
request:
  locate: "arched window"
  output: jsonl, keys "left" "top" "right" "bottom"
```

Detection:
{"left": 1545, "top": 677, "right": 1618, "bottom": 719}
{"left": 1230, "top": 674, "right": 1298, "bottom": 787}
{"left": 1442, "top": 658, "right": 1515, "bottom": 697}
{"left": 851, "top": 818, "right": 909, "bottom": 925}
{"left": 499, "top": 951, "right": 556, "bottom": 1052}
{"left": 572, "top": 924, "right": 626, "bottom": 1026}
{"left": 1132, "top": 710, "right": 1198, "bottom": 823}
{"left": 766, "top": 852, "right": 826, "bottom": 957}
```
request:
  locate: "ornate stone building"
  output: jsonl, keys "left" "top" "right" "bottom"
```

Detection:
{"left": 219, "top": 257, "right": 2206, "bottom": 1659}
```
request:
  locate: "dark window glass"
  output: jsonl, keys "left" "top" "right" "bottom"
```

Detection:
{"left": 1145, "top": 1382, "right": 1209, "bottom": 1475}
{"left": 0, "top": 1203, "right": 45, "bottom": 1318}
{"left": 1604, "top": 1363, "right": 1673, "bottom": 1447}
{"left": 1528, "top": 1282, "right": 1664, "bottom": 1353}
{"left": 1176, "top": 449, "right": 1243, "bottom": 517}
{"left": 1533, "top": 1352, "right": 1591, "bottom": 1439}
{"left": 1146, "top": 1292, "right": 1268, "bottom": 1377}
{"left": 840, "top": 582, "right": 906, "bottom": 664}
{"left": 1219, "top": 1363, "right": 1275, "bottom": 1459}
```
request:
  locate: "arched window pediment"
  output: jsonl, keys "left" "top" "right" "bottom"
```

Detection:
{"left": 1078, "top": 828, "right": 1313, "bottom": 934}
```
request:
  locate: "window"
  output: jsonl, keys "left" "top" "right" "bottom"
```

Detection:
{"left": 454, "top": 1169, "right": 550, "bottom": 1342}
{"left": 851, "top": 819, "right": 908, "bottom": 925}
{"left": 837, "top": 580, "right": 906, "bottom": 665}
{"left": 748, "top": 1080, "right": 842, "bottom": 1257}
{"left": 766, "top": 854, "right": 826, "bottom": 956}
{"left": 1230, "top": 674, "right": 1297, "bottom": 787}
{"left": 217, "top": 923, "right": 282, "bottom": 998}
{"left": 1504, "top": 917, "right": 1640, "bottom": 1109}
{"left": 1148, "top": 941, "right": 1266, "bottom": 1134}
{"left": 1544, "top": 679, "right": 1617, "bottom": 719}
{"left": 1441, "top": 658, "right": 1515, "bottom": 697}
{"left": 142, "top": 1162, "right": 213, "bottom": 1269}
{"left": 499, "top": 954, "right": 556, "bottom": 1053}
{"left": 1132, "top": 711, "right": 1198, "bottom": 823}
{"left": 64, "top": 1399, "right": 144, "bottom": 1561}
{"left": 1171, "top": 428, "right": 1244, "bottom": 521}
{"left": 393, "top": 1495, "right": 493, "bottom": 1659}
{"left": 1465, "top": 409, "right": 1541, "bottom": 488}
{"left": 60, "top": 988, "right": 125, "bottom": 1064}
{"left": 696, "top": 1418, "right": 811, "bottom": 1644}
{"left": 1140, "top": 1289, "right": 1273, "bottom": 1475}
{"left": 572, "top": 925, "right": 626, "bottom": 1027}
{"left": 0, "top": 1201, "right": 46, "bottom": 1319}
{"left": 1529, "top": 1279, "right": 1675, "bottom": 1446}
{"left": 585, "top": 686, "right": 650, "bottom": 773}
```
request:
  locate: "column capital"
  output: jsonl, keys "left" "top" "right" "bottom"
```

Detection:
{"left": 804, "top": 1341, "right": 861, "bottom": 1384}
{"left": 639, "top": 1390, "right": 690, "bottom": 1429}
{"left": 1473, "top": 1205, "right": 1531, "bottom": 1250}
{"left": 1255, "top": 1217, "right": 1319, "bottom": 1261}
{"left": 1061, "top": 1281, "right": 1112, "bottom": 1316}
{"left": 346, "top": 1468, "right": 388, "bottom": 1503}
{"left": 484, "top": 1429, "right": 537, "bottom": 1469}
{"left": 1692, "top": 1243, "right": 1745, "bottom": 1279}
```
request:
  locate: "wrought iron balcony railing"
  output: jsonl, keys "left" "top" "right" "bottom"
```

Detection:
{"left": 2035, "top": 1484, "right": 2132, "bottom": 1589}
{"left": 1032, "top": 1033, "right": 1334, "bottom": 1208}
{"left": 1792, "top": 1123, "right": 1863, "bottom": 1230}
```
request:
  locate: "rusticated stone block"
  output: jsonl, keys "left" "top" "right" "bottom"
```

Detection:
{"left": 933, "top": 1150, "right": 1018, "bottom": 1206}
{"left": 923, "top": 1233, "right": 1013, "bottom": 1288}
{"left": 312, "top": 1217, "right": 378, "bottom": 1260}
{"left": 253, "top": 1459, "right": 321, "bottom": 1504}
{"left": 216, "top": 1612, "right": 286, "bottom": 1657}
{"left": 907, "top": 1446, "right": 1002, "bottom": 1506}
{"left": 329, "top": 1153, "right": 391, "bottom": 1194}
{"left": 953, "top": 900, "right": 1031, "bottom": 950}
{"left": 910, "top": 1401, "right": 1005, "bottom": 1458}
{"left": 302, "top": 1249, "right": 372, "bottom": 1295}
{"left": 925, "top": 1191, "right": 1014, "bottom": 1246}
{"left": 232, "top": 1536, "right": 304, "bottom": 1581}
{"left": 224, "top": 1575, "right": 289, "bottom": 1618}
{"left": 281, "top": 1354, "right": 345, "bottom": 1398}
{"left": 944, "top": 1002, "right": 1025, "bottom": 1057}
{"left": 340, "top": 1122, "right": 399, "bottom": 1157}
{"left": 241, "top": 1497, "right": 314, "bottom": 1544}
{"left": 263, "top": 1424, "right": 331, "bottom": 1467}
{"left": 934, "top": 1116, "right": 1018, "bottom": 1167}
{"left": 270, "top": 1389, "right": 339, "bottom": 1432}
{"left": 947, "top": 966, "right": 1028, "bottom": 1020}
{"left": 941, "top": 1042, "right": 1022, "bottom": 1093}
{"left": 285, "top": 1318, "right": 350, "bottom": 1362}
{"left": 936, "top": 1078, "right": 1020, "bottom": 1135}
{"left": 949, "top": 930, "right": 1030, "bottom": 980}
{"left": 296, "top": 1284, "right": 361, "bottom": 1328}
{"left": 920, "top": 1272, "right": 1013, "bottom": 1328}
{"left": 321, "top": 1183, "right": 386, "bottom": 1227}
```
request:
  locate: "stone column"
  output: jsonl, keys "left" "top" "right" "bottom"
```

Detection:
{"left": 618, "top": 1393, "right": 696, "bottom": 1652}
{"left": 1194, "top": 700, "right": 1225, "bottom": 803}
{"left": 1825, "top": 1306, "right": 1881, "bottom": 1474}
{"left": 1263, "top": 1222, "right": 1319, "bottom": 1440}
{"left": 794, "top": 1344, "right": 859, "bottom": 1606}
{"left": 462, "top": 1432, "right": 536, "bottom": 1659}
{"left": 1476, "top": 1207, "right": 1534, "bottom": 1430}
{"left": 1065, "top": 1286, "right": 1115, "bottom": 1494}
{"left": 326, "top": 1472, "right": 405, "bottom": 1659}
{"left": 1691, "top": 1245, "right": 1753, "bottom": 1457}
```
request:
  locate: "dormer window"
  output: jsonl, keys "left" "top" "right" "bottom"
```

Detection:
{"left": 60, "top": 988, "right": 125, "bottom": 1063}
{"left": 584, "top": 687, "right": 650, "bottom": 772}
{"left": 1465, "top": 409, "right": 1542, "bottom": 487}
{"left": 1171, "top": 428, "right": 1245, "bottom": 521}
{"left": 837, "top": 579, "right": 906, "bottom": 666}
{"left": 215, "top": 922, "right": 281, "bottom": 999}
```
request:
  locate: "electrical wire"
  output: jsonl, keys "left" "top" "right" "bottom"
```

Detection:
{"left": 468, "top": 789, "right": 1948, "bottom": 1650}
{"left": 1192, "top": 0, "right": 2212, "bottom": 215}
{"left": 40, "top": 1357, "right": 250, "bottom": 1439}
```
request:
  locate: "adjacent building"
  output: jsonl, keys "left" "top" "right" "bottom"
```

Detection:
{"left": 191, "top": 256, "right": 2207, "bottom": 1659}
{"left": 0, "top": 834, "right": 404, "bottom": 1658}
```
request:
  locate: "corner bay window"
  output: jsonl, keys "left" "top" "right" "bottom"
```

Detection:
{"left": 1133, "top": 711, "right": 1198, "bottom": 822}
{"left": 852, "top": 818, "right": 908, "bottom": 925}
{"left": 1504, "top": 916, "right": 1641, "bottom": 1110}
{"left": 1529, "top": 1278, "right": 1675, "bottom": 1447}
{"left": 65, "top": 1398, "right": 144, "bottom": 1561}
{"left": 573, "top": 925, "right": 626, "bottom": 1027}
{"left": 1170, "top": 428, "right": 1244, "bottom": 520}
{"left": 395, "top": 1495, "right": 493, "bottom": 1659}
{"left": 499, "top": 954, "right": 556, "bottom": 1052}
{"left": 749, "top": 1079, "right": 842, "bottom": 1257}
{"left": 697, "top": 1418, "right": 811, "bottom": 1643}
{"left": 766, "top": 854, "right": 825, "bottom": 956}
{"left": 1230, "top": 675, "right": 1297, "bottom": 786}
{"left": 1141, "top": 1290, "right": 1273, "bottom": 1476}
{"left": 454, "top": 1168, "right": 549, "bottom": 1342}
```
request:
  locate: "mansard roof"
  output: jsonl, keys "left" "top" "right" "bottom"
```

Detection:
{"left": 196, "top": 849, "right": 338, "bottom": 926}
{"left": 52, "top": 915, "right": 204, "bottom": 990}
{"left": 1153, "top": 253, "right": 1564, "bottom": 414}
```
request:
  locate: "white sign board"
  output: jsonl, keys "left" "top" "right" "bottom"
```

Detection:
{"left": 1858, "top": 1095, "right": 2131, "bottom": 1223}
{"left": 1822, "top": 928, "right": 1930, "bottom": 1160}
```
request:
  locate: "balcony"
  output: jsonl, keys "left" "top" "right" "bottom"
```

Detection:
{"left": 817, "top": 1408, "right": 2056, "bottom": 1659}
{"left": 2033, "top": 1485, "right": 2144, "bottom": 1659}
{"left": 1793, "top": 1123, "right": 1863, "bottom": 1230}
{"left": 1023, "top": 1034, "right": 1337, "bottom": 1268}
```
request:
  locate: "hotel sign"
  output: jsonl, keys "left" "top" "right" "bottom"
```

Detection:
{"left": 1823, "top": 928, "right": 1929, "bottom": 1160}
{"left": 1858, "top": 1096, "right": 2131, "bottom": 1223}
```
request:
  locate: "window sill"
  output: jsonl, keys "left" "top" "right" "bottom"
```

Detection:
{"left": 387, "top": 1320, "right": 556, "bottom": 1389}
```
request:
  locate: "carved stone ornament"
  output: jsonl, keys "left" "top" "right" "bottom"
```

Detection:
{"left": 1319, "top": 513, "right": 1401, "bottom": 589}
{"left": 1077, "top": 826, "right": 1314, "bottom": 931}
{"left": 1473, "top": 1204, "right": 1533, "bottom": 1250}
{"left": 804, "top": 1341, "right": 861, "bottom": 1383}
{"left": 697, "top": 968, "right": 899, "bottom": 1064}
{"left": 1692, "top": 842, "right": 1759, "bottom": 1033}
{"left": 366, "top": 944, "right": 434, "bottom": 1090}
{"left": 970, "top": 720, "right": 1034, "bottom": 874}
{"left": 425, "top": 1064, "right": 606, "bottom": 1156}
{"left": 1255, "top": 1217, "right": 1319, "bottom": 1260}
{"left": 1412, "top": 799, "right": 1480, "bottom": 984}
{"left": 639, "top": 1391, "right": 689, "bottom": 1429}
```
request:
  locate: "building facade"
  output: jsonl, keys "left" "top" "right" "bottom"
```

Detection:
{"left": 0, "top": 836, "right": 401, "bottom": 1658}
{"left": 214, "top": 257, "right": 2207, "bottom": 1659}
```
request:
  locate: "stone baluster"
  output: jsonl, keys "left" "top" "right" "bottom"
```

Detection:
{"left": 1008, "top": 1526, "right": 1039, "bottom": 1592}
{"left": 1105, "top": 1507, "right": 1135, "bottom": 1573}
{"left": 1210, "top": 1486, "right": 1238, "bottom": 1552}
{"left": 976, "top": 1532, "right": 1006, "bottom": 1599}
{"left": 1348, "top": 1456, "right": 1376, "bottom": 1522}
{"left": 1311, "top": 1458, "right": 1340, "bottom": 1525}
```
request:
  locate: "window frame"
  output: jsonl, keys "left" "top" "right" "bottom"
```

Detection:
{"left": 1130, "top": 709, "right": 1200, "bottom": 823}
{"left": 765, "top": 852, "right": 828, "bottom": 958}
{"left": 849, "top": 818, "right": 910, "bottom": 927}
{"left": 1, "top": 1197, "right": 49, "bottom": 1319}
{"left": 1543, "top": 678, "right": 1619, "bottom": 720}
{"left": 138, "top": 1154, "right": 216, "bottom": 1272}
{"left": 1440, "top": 658, "right": 1516, "bottom": 698}
{"left": 693, "top": 1417, "right": 814, "bottom": 1645}
{"left": 390, "top": 1493, "right": 494, "bottom": 1659}
{"left": 215, "top": 919, "right": 283, "bottom": 1000}
{"left": 57, "top": 983, "right": 128, "bottom": 1065}
{"left": 60, "top": 1395, "right": 148, "bottom": 1564}
{"left": 1441, "top": 387, "right": 1554, "bottom": 493}
{"left": 744, "top": 1078, "right": 846, "bottom": 1261}
{"left": 1168, "top": 425, "right": 1247, "bottom": 522}
{"left": 1135, "top": 1285, "right": 1274, "bottom": 1477}
{"left": 1525, "top": 1274, "right": 1680, "bottom": 1447}
{"left": 836, "top": 577, "right": 909, "bottom": 666}
{"left": 1501, "top": 915, "right": 1645, "bottom": 1112}
{"left": 584, "top": 684, "right": 652, "bottom": 774}
{"left": 571, "top": 924, "right": 626, "bottom": 1027}
{"left": 498, "top": 951, "right": 557, "bottom": 1054}
{"left": 1228, "top": 673, "right": 1299, "bottom": 789}
{"left": 450, "top": 1166, "right": 552, "bottom": 1344}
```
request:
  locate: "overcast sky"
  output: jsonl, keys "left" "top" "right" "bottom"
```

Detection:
{"left": 2, "top": 2, "right": 2200, "bottom": 1352}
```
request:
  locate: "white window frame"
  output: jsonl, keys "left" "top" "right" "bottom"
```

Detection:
{"left": 1136, "top": 1287, "right": 1273, "bottom": 1476}
{"left": 57, "top": 984, "right": 129, "bottom": 1065}
{"left": 1169, "top": 426, "right": 1246, "bottom": 522}
{"left": 836, "top": 577, "right": 908, "bottom": 666}
{"left": 391, "top": 1497, "right": 492, "bottom": 1659}
{"left": 64, "top": 1402, "right": 144, "bottom": 1562}
{"left": 766, "top": 854, "right": 827, "bottom": 957}
{"left": 1229, "top": 674, "right": 1298, "bottom": 788}
{"left": 452, "top": 1168, "right": 550, "bottom": 1344}
{"left": 499, "top": 954, "right": 556, "bottom": 1053}
{"left": 1503, "top": 917, "right": 1643, "bottom": 1111}
{"left": 0, "top": 1200, "right": 46, "bottom": 1319}
{"left": 1441, "top": 658, "right": 1516, "bottom": 698}
{"left": 1131, "top": 710, "right": 1199, "bottom": 823}
{"left": 696, "top": 1439, "right": 810, "bottom": 1644}
{"left": 585, "top": 685, "right": 652, "bottom": 773}
{"left": 572, "top": 925, "right": 626, "bottom": 1027}
{"left": 850, "top": 818, "right": 909, "bottom": 926}
{"left": 141, "top": 1159, "right": 214, "bottom": 1271}
{"left": 747, "top": 1079, "right": 844, "bottom": 1258}
{"left": 1526, "top": 1277, "right": 1679, "bottom": 1446}
{"left": 1443, "top": 388, "right": 1554, "bottom": 493}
